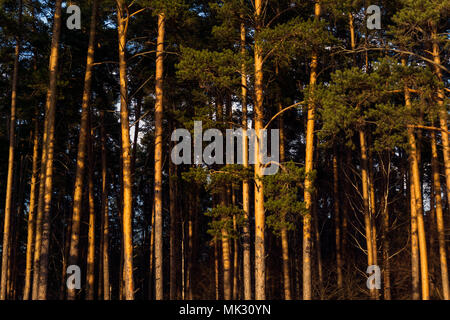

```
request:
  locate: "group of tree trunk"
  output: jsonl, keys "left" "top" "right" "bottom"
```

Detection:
{"left": 0, "top": 0, "right": 448, "bottom": 300}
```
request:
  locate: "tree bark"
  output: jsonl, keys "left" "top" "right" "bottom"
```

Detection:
{"left": 303, "top": 0, "right": 321, "bottom": 300}
{"left": 117, "top": 0, "right": 135, "bottom": 300}
{"left": 253, "top": 0, "right": 266, "bottom": 300}
{"left": 431, "top": 129, "right": 449, "bottom": 299}
{"left": 240, "top": 10, "right": 252, "bottom": 301}
{"left": 154, "top": 11, "right": 165, "bottom": 301}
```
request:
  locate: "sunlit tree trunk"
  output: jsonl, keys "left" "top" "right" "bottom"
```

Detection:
{"left": 240, "top": 11, "right": 252, "bottom": 301}
{"left": 253, "top": 0, "right": 266, "bottom": 300}
{"left": 431, "top": 129, "right": 449, "bottom": 299}
{"left": 303, "top": 0, "right": 321, "bottom": 300}
{"left": 403, "top": 58, "right": 429, "bottom": 300}
{"left": 36, "top": 0, "right": 63, "bottom": 299}
{"left": 117, "top": 0, "right": 135, "bottom": 300}
{"left": 359, "top": 129, "right": 377, "bottom": 299}
{"left": 1, "top": 0, "right": 22, "bottom": 300}
{"left": 154, "top": 11, "right": 165, "bottom": 301}
{"left": 431, "top": 24, "right": 450, "bottom": 210}
{"left": 348, "top": 10, "right": 377, "bottom": 300}
{"left": 409, "top": 171, "right": 420, "bottom": 300}
{"left": 23, "top": 114, "right": 39, "bottom": 300}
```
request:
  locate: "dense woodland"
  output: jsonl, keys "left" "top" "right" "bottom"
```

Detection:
{"left": 0, "top": 0, "right": 449, "bottom": 300}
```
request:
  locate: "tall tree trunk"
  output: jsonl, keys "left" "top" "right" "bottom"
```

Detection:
{"left": 431, "top": 129, "right": 449, "bottom": 299}
{"left": 23, "top": 118, "right": 39, "bottom": 300}
{"left": 303, "top": 0, "right": 321, "bottom": 300}
{"left": 240, "top": 10, "right": 252, "bottom": 301}
{"left": 431, "top": 24, "right": 450, "bottom": 210}
{"left": 117, "top": 0, "right": 134, "bottom": 300}
{"left": 36, "top": 0, "right": 63, "bottom": 299}
{"left": 67, "top": 0, "right": 98, "bottom": 299}
{"left": 32, "top": 110, "right": 49, "bottom": 299}
{"left": 409, "top": 170, "right": 421, "bottom": 300}
{"left": 23, "top": 114, "right": 39, "bottom": 300}
{"left": 348, "top": 9, "right": 377, "bottom": 300}
{"left": 359, "top": 129, "right": 377, "bottom": 299}
{"left": 403, "top": 58, "right": 429, "bottom": 300}
{"left": 1, "top": 0, "right": 22, "bottom": 300}
{"left": 253, "top": 0, "right": 266, "bottom": 300}
{"left": 154, "top": 12, "right": 165, "bottom": 301}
